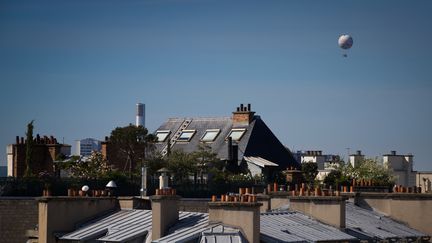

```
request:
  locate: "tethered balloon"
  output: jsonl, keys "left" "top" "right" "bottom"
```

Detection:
{"left": 338, "top": 34, "right": 353, "bottom": 57}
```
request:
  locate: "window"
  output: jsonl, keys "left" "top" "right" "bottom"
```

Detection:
{"left": 177, "top": 130, "right": 196, "bottom": 142}
{"left": 227, "top": 128, "right": 246, "bottom": 141}
{"left": 155, "top": 130, "right": 171, "bottom": 142}
{"left": 201, "top": 129, "right": 220, "bottom": 142}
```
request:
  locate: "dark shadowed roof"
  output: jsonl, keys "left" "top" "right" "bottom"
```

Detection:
{"left": 154, "top": 116, "right": 299, "bottom": 169}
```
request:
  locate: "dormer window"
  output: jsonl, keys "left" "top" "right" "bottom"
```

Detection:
{"left": 227, "top": 128, "right": 246, "bottom": 141}
{"left": 177, "top": 130, "right": 196, "bottom": 142}
{"left": 201, "top": 129, "right": 220, "bottom": 142}
{"left": 155, "top": 130, "right": 171, "bottom": 142}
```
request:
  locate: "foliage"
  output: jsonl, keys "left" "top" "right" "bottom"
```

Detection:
{"left": 145, "top": 154, "right": 167, "bottom": 177}
{"left": 353, "top": 159, "right": 395, "bottom": 186}
{"left": 109, "top": 124, "right": 157, "bottom": 175}
{"left": 24, "top": 120, "right": 34, "bottom": 177}
{"left": 324, "top": 159, "right": 395, "bottom": 187}
{"left": 166, "top": 150, "right": 197, "bottom": 185}
{"left": 191, "top": 145, "right": 220, "bottom": 183}
{"left": 66, "top": 151, "right": 111, "bottom": 180}
{"left": 301, "top": 162, "right": 318, "bottom": 187}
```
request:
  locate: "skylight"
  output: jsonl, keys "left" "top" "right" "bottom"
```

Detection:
{"left": 227, "top": 128, "right": 246, "bottom": 141}
{"left": 155, "top": 130, "right": 170, "bottom": 142}
{"left": 177, "top": 130, "right": 196, "bottom": 142}
{"left": 201, "top": 129, "right": 220, "bottom": 142}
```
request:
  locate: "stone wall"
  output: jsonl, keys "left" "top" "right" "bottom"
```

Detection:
{"left": 0, "top": 197, "right": 38, "bottom": 243}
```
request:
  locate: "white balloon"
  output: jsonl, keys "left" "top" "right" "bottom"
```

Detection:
{"left": 338, "top": 34, "right": 353, "bottom": 50}
{"left": 82, "top": 185, "right": 89, "bottom": 192}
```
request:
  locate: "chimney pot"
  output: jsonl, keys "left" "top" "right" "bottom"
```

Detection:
{"left": 247, "top": 103, "right": 251, "bottom": 111}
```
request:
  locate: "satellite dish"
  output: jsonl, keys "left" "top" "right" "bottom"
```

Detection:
{"left": 81, "top": 185, "right": 89, "bottom": 192}
{"left": 338, "top": 34, "right": 353, "bottom": 57}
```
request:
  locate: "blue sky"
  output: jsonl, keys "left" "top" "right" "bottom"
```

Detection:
{"left": 1, "top": 0, "right": 431, "bottom": 170}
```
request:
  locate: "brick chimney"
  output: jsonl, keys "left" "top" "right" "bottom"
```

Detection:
{"left": 208, "top": 200, "right": 262, "bottom": 243}
{"left": 232, "top": 103, "right": 255, "bottom": 126}
{"left": 151, "top": 189, "right": 180, "bottom": 240}
{"left": 289, "top": 196, "right": 347, "bottom": 228}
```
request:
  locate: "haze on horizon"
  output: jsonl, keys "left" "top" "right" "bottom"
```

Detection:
{"left": 1, "top": 0, "right": 431, "bottom": 170}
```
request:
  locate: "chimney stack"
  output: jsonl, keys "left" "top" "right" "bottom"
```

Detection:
{"left": 227, "top": 137, "right": 233, "bottom": 161}
{"left": 391, "top": 150, "right": 396, "bottom": 156}
{"left": 151, "top": 191, "right": 180, "bottom": 240}
{"left": 232, "top": 103, "right": 255, "bottom": 127}
{"left": 289, "top": 196, "right": 347, "bottom": 228}
{"left": 357, "top": 150, "right": 362, "bottom": 155}
{"left": 208, "top": 201, "right": 262, "bottom": 243}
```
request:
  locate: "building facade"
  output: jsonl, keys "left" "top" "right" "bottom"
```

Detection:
{"left": 383, "top": 150, "right": 417, "bottom": 187}
{"left": 7, "top": 135, "right": 71, "bottom": 177}
{"left": 75, "top": 138, "right": 101, "bottom": 156}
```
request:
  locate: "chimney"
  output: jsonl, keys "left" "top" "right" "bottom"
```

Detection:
{"left": 15, "top": 136, "right": 19, "bottom": 144}
{"left": 391, "top": 150, "right": 396, "bottom": 156}
{"left": 151, "top": 190, "right": 180, "bottom": 240}
{"left": 232, "top": 103, "right": 255, "bottom": 126}
{"left": 227, "top": 137, "right": 233, "bottom": 161}
{"left": 357, "top": 150, "right": 361, "bottom": 155}
{"left": 208, "top": 201, "right": 262, "bottom": 243}
{"left": 232, "top": 144, "right": 238, "bottom": 164}
{"left": 289, "top": 196, "right": 347, "bottom": 228}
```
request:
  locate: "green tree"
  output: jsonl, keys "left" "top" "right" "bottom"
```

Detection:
{"left": 324, "top": 159, "right": 395, "bottom": 188}
{"left": 301, "top": 162, "right": 318, "bottom": 188}
{"left": 109, "top": 124, "right": 156, "bottom": 176}
{"left": 166, "top": 150, "right": 197, "bottom": 185}
{"left": 191, "top": 145, "right": 219, "bottom": 183}
{"left": 24, "top": 120, "right": 34, "bottom": 177}
{"left": 69, "top": 151, "right": 111, "bottom": 180}
{"left": 355, "top": 158, "right": 394, "bottom": 186}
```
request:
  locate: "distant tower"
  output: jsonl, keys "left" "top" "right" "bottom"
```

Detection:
{"left": 136, "top": 103, "right": 145, "bottom": 127}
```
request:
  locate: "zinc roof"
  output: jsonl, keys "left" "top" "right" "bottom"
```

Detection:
{"left": 200, "top": 225, "right": 246, "bottom": 243}
{"left": 153, "top": 212, "right": 209, "bottom": 243}
{"left": 244, "top": 156, "right": 279, "bottom": 167}
{"left": 60, "top": 209, "right": 152, "bottom": 242}
{"left": 260, "top": 211, "right": 357, "bottom": 243}
{"left": 345, "top": 202, "right": 428, "bottom": 241}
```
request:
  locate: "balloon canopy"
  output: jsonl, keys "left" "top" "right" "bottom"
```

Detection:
{"left": 338, "top": 34, "right": 353, "bottom": 50}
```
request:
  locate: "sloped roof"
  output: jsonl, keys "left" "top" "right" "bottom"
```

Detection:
{"left": 153, "top": 212, "right": 209, "bottom": 243}
{"left": 260, "top": 211, "right": 356, "bottom": 242}
{"left": 154, "top": 116, "right": 299, "bottom": 169}
{"left": 200, "top": 225, "right": 246, "bottom": 243}
{"left": 244, "top": 156, "right": 278, "bottom": 167}
{"left": 345, "top": 202, "right": 428, "bottom": 241}
{"left": 60, "top": 209, "right": 151, "bottom": 242}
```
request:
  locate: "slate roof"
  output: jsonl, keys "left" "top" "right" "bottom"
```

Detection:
{"left": 154, "top": 116, "right": 299, "bottom": 169}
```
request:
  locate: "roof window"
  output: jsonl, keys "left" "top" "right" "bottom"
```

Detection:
{"left": 177, "top": 130, "right": 196, "bottom": 142}
{"left": 227, "top": 128, "right": 246, "bottom": 141}
{"left": 155, "top": 130, "right": 171, "bottom": 142}
{"left": 201, "top": 129, "right": 220, "bottom": 142}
